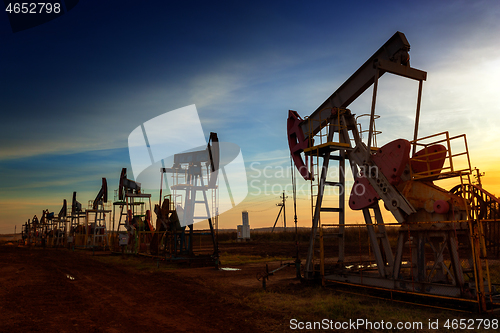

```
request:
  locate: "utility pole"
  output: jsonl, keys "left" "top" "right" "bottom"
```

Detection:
{"left": 278, "top": 191, "right": 288, "bottom": 230}
{"left": 272, "top": 191, "right": 288, "bottom": 232}
{"left": 473, "top": 167, "right": 485, "bottom": 187}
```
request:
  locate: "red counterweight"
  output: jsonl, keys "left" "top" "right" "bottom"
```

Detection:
{"left": 371, "top": 139, "right": 411, "bottom": 185}
{"left": 410, "top": 144, "right": 447, "bottom": 177}
{"left": 349, "top": 139, "right": 410, "bottom": 210}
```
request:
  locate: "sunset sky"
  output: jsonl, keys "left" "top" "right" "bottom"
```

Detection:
{"left": 1, "top": 0, "right": 500, "bottom": 234}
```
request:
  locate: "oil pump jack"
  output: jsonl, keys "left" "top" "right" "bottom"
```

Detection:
{"left": 93, "top": 178, "right": 108, "bottom": 210}
{"left": 288, "top": 32, "right": 500, "bottom": 311}
{"left": 86, "top": 178, "right": 110, "bottom": 248}
{"left": 66, "top": 179, "right": 110, "bottom": 248}
{"left": 115, "top": 168, "right": 153, "bottom": 253}
{"left": 155, "top": 132, "right": 220, "bottom": 265}
{"left": 54, "top": 199, "right": 67, "bottom": 246}
{"left": 68, "top": 191, "right": 84, "bottom": 246}
{"left": 21, "top": 200, "right": 66, "bottom": 247}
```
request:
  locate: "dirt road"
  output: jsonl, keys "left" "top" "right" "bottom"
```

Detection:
{"left": 0, "top": 245, "right": 290, "bottom": 332}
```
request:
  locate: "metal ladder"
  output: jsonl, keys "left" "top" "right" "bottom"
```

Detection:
{"left": 304, "top": 111, "right": 348, "bottom": 278}
{"left": 92, "top": 205, "right": 107, "bottom": 249}
{"left": 459, "top": 173, "right": 493, "bottom": 311}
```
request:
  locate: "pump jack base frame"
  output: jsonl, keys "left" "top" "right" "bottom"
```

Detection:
{"left": 322, "top": 279, "right": 500, "bottom": 313}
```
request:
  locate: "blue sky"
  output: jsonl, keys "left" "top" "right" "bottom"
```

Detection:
{"left": 1, "top": 0, "right": 500, "bottom": 233}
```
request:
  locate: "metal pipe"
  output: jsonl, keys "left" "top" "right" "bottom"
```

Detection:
{"left": 412, "top": 79, "right": 424, "bottom": 156}
{"left": 367, "top": 69, "right": 379, "bottom": 153}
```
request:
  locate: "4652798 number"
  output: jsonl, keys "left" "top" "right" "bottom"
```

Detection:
{"left": 443, "top": 318, "right": 499, "bottom": 330}
{"left": 5, "top": 2, "right": 61, "bottom": 14}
